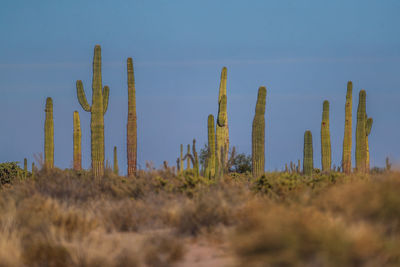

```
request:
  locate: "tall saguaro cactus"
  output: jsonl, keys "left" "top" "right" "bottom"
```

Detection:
{"left": 127, "top": 58, "right": 137, "bottom": 177}
{"left": 76, "top": 45, "right": 110, "bottom": 177}
{"left": 303, "top": 131, "right": 314, "bottom": 176}
{"left": 186, "top": 144, "right": 191, "bottom": 170}
{"left": 216, "top": 67, "right": 229, "bottom": 168}
{"left": 252, "top": 86, "right": 266, "bottom": 178}
{"left": 44, "top": 97, "right": 54, "bottom": 169}
{"left": 321, "top": 100, "right": 331, "bottom": 172}
{"left": 356, "top": 90, "right": 367, "bottom": 173}
{"left": 192, "top": 139, "right": 199, "bottom": 177}
{"left": 113, "top": 146, "right": 119, "bottom": 175}
{"left": 342, "top": 81, "right": 353, "bottom": 174}
{"left": 180, "top": 144, "right": 184, "bottom": 174}
{"left": 207, "top": 115, "right": 216, "bottom": 178}
{"left": 73, "top": 111, "right": 82, "bottom": 171}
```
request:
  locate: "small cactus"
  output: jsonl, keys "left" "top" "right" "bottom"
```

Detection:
{"left": 366, "top": 117, "right": 373, "bottom": 170}
{"left": 342, "top": 81, "right": 353, "bottom": 174}
{"left": 303, "top": 131, "right": 314, "bottom": 176}
{"left": 113, "top": 146, "right": 119, "bottom": 175}
{"left": 23, "top": 158, "right": 27, "bottom": 178}
{"left": 192, "top": 139, "right": 199, "bottom": 177}
{"left": 321, "top": 100, "right": 331, "bottom": 172}
{"left": 207, "top": 115, "right": 216, "bottom": 178}
{"left": 187, "top": 144, "right": 191, "bottom": 170}
{"left": 73, "top": 111, "right": 82, "bottom": 171}
{"left": 76, "top": 45, "right": 110, "bottom": 177}
{"left": 127, "top": 58, "right": 137, "bottom": 177}
{"left": 252, "top": 86, "right": 267, "bottom": 178}
{"left": 44, "top": 97, "right": 54, "bottom": 169}
{"left": 180, "top": 144, "right": 184, "bottom": 174}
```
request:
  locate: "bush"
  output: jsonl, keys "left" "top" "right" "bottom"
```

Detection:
{"left": 0, "top": 162, "right": 23, "bottom": 185}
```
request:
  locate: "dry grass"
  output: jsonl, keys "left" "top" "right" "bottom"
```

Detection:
{"left": 0, "top": 168, "right": 399, "bottom": 266}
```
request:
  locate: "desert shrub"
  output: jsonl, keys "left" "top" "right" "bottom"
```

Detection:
{"left": 233, "top": 202, "right": 395, "bottom": 267}
{"left": 143, "top": 234, "right": 185, "bottom": 267}
{"left": 0, "top": 162, "right": 23, "bottom": 185}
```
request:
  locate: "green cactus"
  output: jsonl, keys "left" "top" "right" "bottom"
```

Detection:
{"left": 366, "top": 117, "right": 373, "bottom": 171}
{"left": 127, "top": 58, "right": 137, "bottom": 177}
{"left": 342, "top": 81, "right": 353, "bottom": 174}
{"left": 44, "top": 97, "right": 54, "bottom": 169}
{"left": 23, "top": 158, "right": 27, "bottom": 178}
{"left": 187, "top": 144, "right": 191, "bottom": 170}
{"left": 113, "top": 146, "right": 119, "bottom": 175}
{"left": 180, "top": 144, "right": 184, "bottom": 174}
{"left": 216, "top": 67, "right": 229, "bottom": 169}
{"left": 31, "top": 162, "right": 35, "bottom": 178}
{"left": 207, "top": 114, "right": 216, "bottom": 179}
{"left": 355, "top": 90, "right": 367, "bottom": 173}
{"left": 321, "top": 100, "right": 331, "bottom": 172}
{"left": 73, "top": 111, "right": 82, "bottom": 171}
{"left": 76, "top": 45, "right": 110, "bottom": 177}
{"left": 303, "top": 130, "right": 314, "bottom": 176}
{"left": 192, "top": 139, "right": 199, "bottom": 177}
{"left": 252, "top": 86, "right": 266, "bottom": 178}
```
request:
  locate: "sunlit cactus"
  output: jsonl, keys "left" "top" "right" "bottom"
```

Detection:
{"left": 23, "top": 158, "right": 27, "bottom": 178}
{"left": 127, "top": 58, "right": 137, "bottom": 177}
{"left": 216, "top": 67, "right": 229, "bottom": 168}
{"left": 73, "top": 111, "right": 82, "bottom": 171}
{"left": 207, "top": 115, "right": 216, "bottom": 178}
{"left": 366, "top": 117, "right": 373, "bottom": 171}
{"left": 252, "top": 86, "right": 266, "bottom": 178}
{"left": 356, "top": 90, "right": 367, "bottom": 173}
{"left": 113, "top": 146, "right": 119, "bottom": 175}
{"left": 31, "top": 162, "right": 35, "bottom": 178}
{"left": 321, "top": 100, "right": 331, "bottom": 172}
{"left": 303, "top": 130, "right": 313, "bottom": 176}
{"left": 342, "top": 81, "right": 353, "bottom": 174}
{"left": 76, "top": 45, "right": 110, "bottom": 177}
{"left": 192, "top": 139, "right": 199, "bottom": 177}
{"left": 187, "top": 144, "right": 191, "bottom": 170}
{"left": 44, "top": 97, "right": 54, "bottom": 169}
{"left": 180, "top": 144, "right": 184, "bottom": 174}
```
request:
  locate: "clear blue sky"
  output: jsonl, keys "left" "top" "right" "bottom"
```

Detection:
{"left": 1, "top": 0, "right": 399, "bottom": 173}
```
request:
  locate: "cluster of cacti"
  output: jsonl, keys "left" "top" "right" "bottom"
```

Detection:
{"left": 73, "top": 111, "right": 82, "bottom": 171}
{"left": 76, "top": 45, "right": 110, "bottom": 177}
{"left": 252, "top": 86, "right": 266, "bottom": 178}
{"left": 303, "top": 130, "right": 314, "bottom": 176}
{"left": 127, "top": 58, "right": 137, "bottom": 177}
{"left": 342, "top": 81, "right": 353, "bottom": 174}
{"left": 216, "top": 67, "right": 229, "bottom": 169}
{"left": 321, "top": 100, "right": 331, "bottom": 172}
{"left": 44, "top": 97, "right": 54, "bottom": 169}
{"left": 113, "top": 146, "right": 119, "bottom": 175}
{"left": 355, "top": 90, "right": 373, "bottom": 173}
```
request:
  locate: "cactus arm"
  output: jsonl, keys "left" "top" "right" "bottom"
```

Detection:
{"left": 366, "top": 118, "right": 373, "bottom": 136}
{"left": 102, "top": 85, "right": 110, "bottom": 115}
{"left": 76, "top": 80, "right": 91, "bottom": 112}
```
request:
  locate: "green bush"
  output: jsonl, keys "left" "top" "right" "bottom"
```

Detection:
{"left": 0, "top": 162, "right": 23, "bottom": 185}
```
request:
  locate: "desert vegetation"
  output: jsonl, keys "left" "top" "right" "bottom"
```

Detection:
{"left": 1, "top": 44, "right": 396, "bottom": 266}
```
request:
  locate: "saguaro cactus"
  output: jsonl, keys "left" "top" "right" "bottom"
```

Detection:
{"left": 207, "top": 115, "right": 216, "bottom": 178}
{"left": 180, "top": 144, "right": 184, "bottom": 174}
{"left": 356, "top": 90, "right": 367, "bottom": 173}
{"left": 113, "top": 146, "right": 119, "bottom": 175}
{"left": 321, "top": 100, "right": 331, "bottom": 172}
{"left": 192, "top": 139, "right": 199, "bottom": 177}
{"left": 216, "top": 67, "right": 229, "bottom": 168}
{"left": 23, "top": 158, "right": 27, "bottom": 178}
{"left": 127, "top": 58, "right": 137, "bottom": 177}
{"left": 44, "top": 97, "right": 54, "bottom": 169}
{"left": 366, "top": 117, "right": 373, "bottom": 170}
{"left": 73, "top": 111, "right": 82, "bottom": 171}
{"left": 252, "top": 86, "right": 266, "bottom": 178}
{"left": 76, "top": 45, "right": 110, "bottom": 177}
{"left": 186, "top": 144, "right": 191, "bottom": 170}
{"left": 342, "top": 81, "right": 353, "bottom": 174}
{"left": 303, "top": 130, "right": 314, "bottom": 176}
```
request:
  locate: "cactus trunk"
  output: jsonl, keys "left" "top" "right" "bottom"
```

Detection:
{"left": 73, "top": 111, "right": 82, "bottom": 171}
{"left": 76, "top": 45, "right": 109, "bottom": 178}
{"left": 44, "top": 97, "right": 54, "bottom": 169}
{"left": 113, "top": 146, "right": 119, "bottom": 175}
{"left": 216, "top": 67, "right": 229, "bottom": 169}
{"left": 192, "top": 139, "right": 199, "bottom": 177}
{"left": 23, "top": 158, "right": 27, "bottom": 178}
{"left": 355, "top": 90, "right": 367, "bottom": 173}
{"left": 186, "top": 144, "right": 191, "bottom": 170}
{"left": 207, "top": 115, "right": 216, "bottom": 179}
{"left": 180, "top": 144, "right": 184, "bottom": 174}
{"left": 321, "top": 100, "right": 331, "bottom": 172}
{"left": 252, "top": 86, "right": 266, "bottom": 178}
{"left": 366, "top": 117, "right": 373, "bottom": 171}
{"left": 342, "top": 81, "right": 353, "bottom": 174}
{"left": 127, "top": 58, "right": 137, "bottom": 177}
{"left": 303, "top": 131, "right": 313, "bottom": 176}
